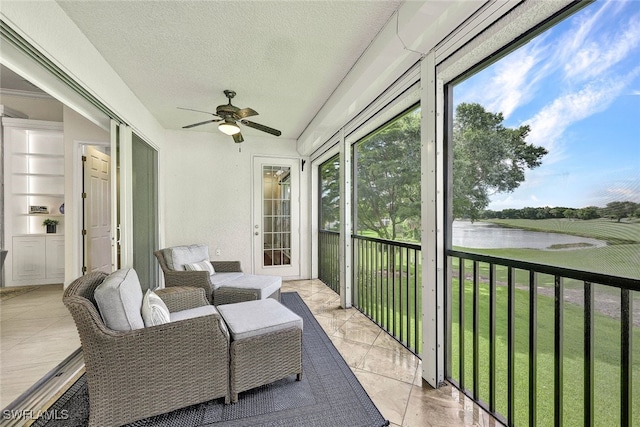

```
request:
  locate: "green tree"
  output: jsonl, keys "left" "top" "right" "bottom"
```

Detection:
{"left": 601, "top": 201, "right": 638, "bottom": 222}
{"left": 452, "top": 103, "right": 548, "bottom": 221}
{"left": 577, "top": 206, "right": 600, "bottom": 220}
{"left": 319, "top": 155, "right": 340, "bottom": 231}
{"left": 356, "top": 108, "right": 421, "bottom": 241}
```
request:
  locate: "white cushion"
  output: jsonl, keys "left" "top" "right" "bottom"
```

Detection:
{"left": 219, "top": 274, "right": 281, "bottom": 299}
{"left": 170, "top": 305, "right": 219, "bottom": 322}
{"left": 184, "top": 260, "right": 215, "bottom": 275}
{"left": 94, "top": 268, "right": 145, "bottom": 331}
{"left": 210, "top": 272, "right": 244, "bottom": 288}
{"left": 141, "top": 290, "right": 171, "bottom": 327}
{"left": 163, "top": 244, "right": 210, "bottom": 271}
{"left": 217, "top": 299, "right": 302, "bottom": 340}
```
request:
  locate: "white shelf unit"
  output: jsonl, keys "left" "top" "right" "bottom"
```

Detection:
{"left": 3, "top": 118, "right": 65, "bottom": 286}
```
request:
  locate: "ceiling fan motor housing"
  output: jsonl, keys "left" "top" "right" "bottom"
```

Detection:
{"left": 180, "top": 89, "right": 281, "bottom": 139}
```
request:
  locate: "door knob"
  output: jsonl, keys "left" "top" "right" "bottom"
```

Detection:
{"left": 255, "top": 231, "right": 259, "bottom": 235}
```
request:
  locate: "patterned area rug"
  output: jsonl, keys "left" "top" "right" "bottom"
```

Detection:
{"left": 34, "top": 292, "right": 389, "bottom": 427}
{"left": 0, "top": 286, "right": 37, "bottom": 301}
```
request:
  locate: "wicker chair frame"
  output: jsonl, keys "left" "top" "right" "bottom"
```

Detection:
{"left": 63, "top": 272, "right": 231, "bottom": 427}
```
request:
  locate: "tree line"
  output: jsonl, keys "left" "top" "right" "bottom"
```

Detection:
{"left": 480, "top": 201, "right": 640, "bottom": 222}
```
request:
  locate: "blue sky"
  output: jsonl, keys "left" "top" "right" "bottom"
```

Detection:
{"left": 454, "top": 0, "right": 640, "bottom": 210}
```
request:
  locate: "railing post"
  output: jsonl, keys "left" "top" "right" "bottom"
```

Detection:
{"left": 584, "top": 281, "right": 594, "bottom": 427}
{"left": 621, "top": 288, "right": 632, "bottom": 427}
{"left": 529, "top": 271, "right": 537, "bottom": 427}
{"left": 472, "top": 261, "right": 479, "bottom": 400}
{"left": 554, "top": 276, "right": 564, "bottom": 427}
{"left": 507, "top": 267, "right": 515, "bottom": 427}
{"left": 339, "top": 128, "right": 351, "bottom": 308}
{"left": 489, "top": 263, "right": 496, "bottom": 413}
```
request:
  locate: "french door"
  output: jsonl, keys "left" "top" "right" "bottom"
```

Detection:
{"left": 252, "top": 157, "right": 300, "bottom": 278}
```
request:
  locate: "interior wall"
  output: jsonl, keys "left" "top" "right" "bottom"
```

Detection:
{"left": 162, "top": 130, "right": 308, "bottom": 277}
{"left": 0, "top": 92, "right": 63, "bottom": 121}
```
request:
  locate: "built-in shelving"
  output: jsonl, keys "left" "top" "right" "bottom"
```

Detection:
{"left": 3, "top": 118, "right": 65, "bottom": 286}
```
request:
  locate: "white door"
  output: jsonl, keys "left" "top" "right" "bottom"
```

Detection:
{"left": 253, "top": 157, "right": 300, "bottom": 277}
{"left": 85, "top": 146, "right": 112, "bottom": 274}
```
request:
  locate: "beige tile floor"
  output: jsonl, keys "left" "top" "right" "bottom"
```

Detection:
{"left": 0, "top": 279, "right": 502, "bottom": 426}
{"left": 0, "top": 284, "right": 80, "bottom": 409}
{"left": 281, "top": 279, "right": 502, "bottom": 427}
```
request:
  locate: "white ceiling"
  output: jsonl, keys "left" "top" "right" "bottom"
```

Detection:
{"left": 53, "top": 0, "right": 404, "bottom": 140}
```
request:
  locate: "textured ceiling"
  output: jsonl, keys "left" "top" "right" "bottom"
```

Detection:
{"left": 54, "top": 0, "right": 404, "bottom": 140}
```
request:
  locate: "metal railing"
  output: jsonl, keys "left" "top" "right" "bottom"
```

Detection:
{"left": 318, "top": 230, "right": 340, "bottom": 294}
{"left": 447, "top": 249, "right": 639, "bottom": 427}
{"left": 352, "top": 235, "right": 422, "bottom": 354}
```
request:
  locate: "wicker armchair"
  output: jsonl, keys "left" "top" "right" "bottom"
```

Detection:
{"left": 155, "top": 246, "right": 281, "bottom": 305}
{"left": 63, "top": 271, "right": 231, "bottom": 427}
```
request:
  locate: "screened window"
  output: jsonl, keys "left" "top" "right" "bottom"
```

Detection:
{"left": 319, "top": 155, "right": 340, "bottom": 232}
{"left": 353, "top": 106, "right": 421, "bottom": 243}
{"left": 450, "top": 0, "right": 640, "bottom": 279}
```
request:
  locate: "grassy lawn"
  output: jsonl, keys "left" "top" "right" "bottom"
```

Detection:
{"left": 485, "top": 218, "right": 640, "bottom": 245}
{"left": 451, "top": 277, "right": 640, "bottom": 427}
{"left": 353, "top": 240, "right": 422, "bottom": 353}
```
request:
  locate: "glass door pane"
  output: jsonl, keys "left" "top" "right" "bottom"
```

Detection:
{"left": 262, "top": 165, "right": 291, "bottom": 267}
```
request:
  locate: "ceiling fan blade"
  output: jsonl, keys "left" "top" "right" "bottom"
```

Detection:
{"left": 232, "top": 132, "right": 244, "bottom": 143}
{"left": 177, "top": 106, "right": 220, "bottom": 116}
{"left": 182, "top": 118, "right": 221, "bottom": 129}
{"left": 240, "top": 120, "right": 282, "bottom": 136}
{"left": 235, "top": 107, "right": 259, "bottom": 119}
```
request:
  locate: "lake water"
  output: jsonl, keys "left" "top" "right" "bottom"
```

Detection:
{"left": 452, "top": 221, "right": 608, "bottom": 250}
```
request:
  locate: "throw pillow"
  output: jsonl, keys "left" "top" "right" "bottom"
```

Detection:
{"left": 141, "top": 289, "right": 171, "bottom": 327}
{"left": 184, "top": 260, "right": 215, "bottom": 275}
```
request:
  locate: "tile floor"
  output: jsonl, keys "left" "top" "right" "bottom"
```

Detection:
{"left": 0, "top": 279, "right": 502, "bottom": 426}
{"left": 281, "top": 279, "right": 502, "bottom": 427}
{"left": 0, "top": 284, "right": 80, "bottom": 409}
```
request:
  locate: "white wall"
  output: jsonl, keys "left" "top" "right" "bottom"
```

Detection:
{"left": 162, "top": 130, "right": 309, "bottom": 277}
{"left": 0, "top": 92, "right": 63, "bottom": 121}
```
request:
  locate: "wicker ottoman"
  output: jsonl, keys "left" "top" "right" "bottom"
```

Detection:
{"left": 217, "top": 298, "right": 303, "bottom": 403}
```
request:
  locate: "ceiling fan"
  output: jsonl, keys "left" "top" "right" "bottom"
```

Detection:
{"left": 179, "top": 90, "right": 282, "bottom": 143}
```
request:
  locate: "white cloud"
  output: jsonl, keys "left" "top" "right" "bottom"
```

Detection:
{"left": 453, "top": 40, "right": 549, "bottom": 119}
{"left": 562, "top": 3, "right": 640, "bottom": 80}
{"left": 484, "top": 46, "right": 542, "bottom": 118}
{"left": 524, "top": 68, "right": 640, "bottom": 163}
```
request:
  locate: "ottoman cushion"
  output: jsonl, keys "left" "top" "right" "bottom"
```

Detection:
{"left": 217, "top": 299, "right": 302, "bottom": 340}
{"left": 216, "top": 274, "right": 281, "bottom": 298}
{"left": 210, "top": 272, "right": 245, "bottom": 288}
{"left": 170, "top": 305, "right": 219, "bottom": 322}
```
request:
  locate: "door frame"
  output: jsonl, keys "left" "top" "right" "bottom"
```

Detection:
{"left": 71, "top": 140, "right": 111, "bottom": 279}
{"left": 252, "top": 155, "right": 301, "bottom": 279}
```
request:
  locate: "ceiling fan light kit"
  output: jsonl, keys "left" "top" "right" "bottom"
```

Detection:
{"left": 180, "top": 90, "right": 281, "bottom": 143}
{"left": 218, "top": 120, "right": 241, "bottom": 135}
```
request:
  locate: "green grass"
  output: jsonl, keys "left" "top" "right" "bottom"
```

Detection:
{"left": 453, "top": 244, "right": 640, "bottom": 281}
{"left": 352, "top": 240, "right": 423, "bottom": 353}
{"left": 451, "top": 277, "right": 640, "bottom": 427}
{"left": 485, "top": 218, "right": 640, "bottom": 245}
